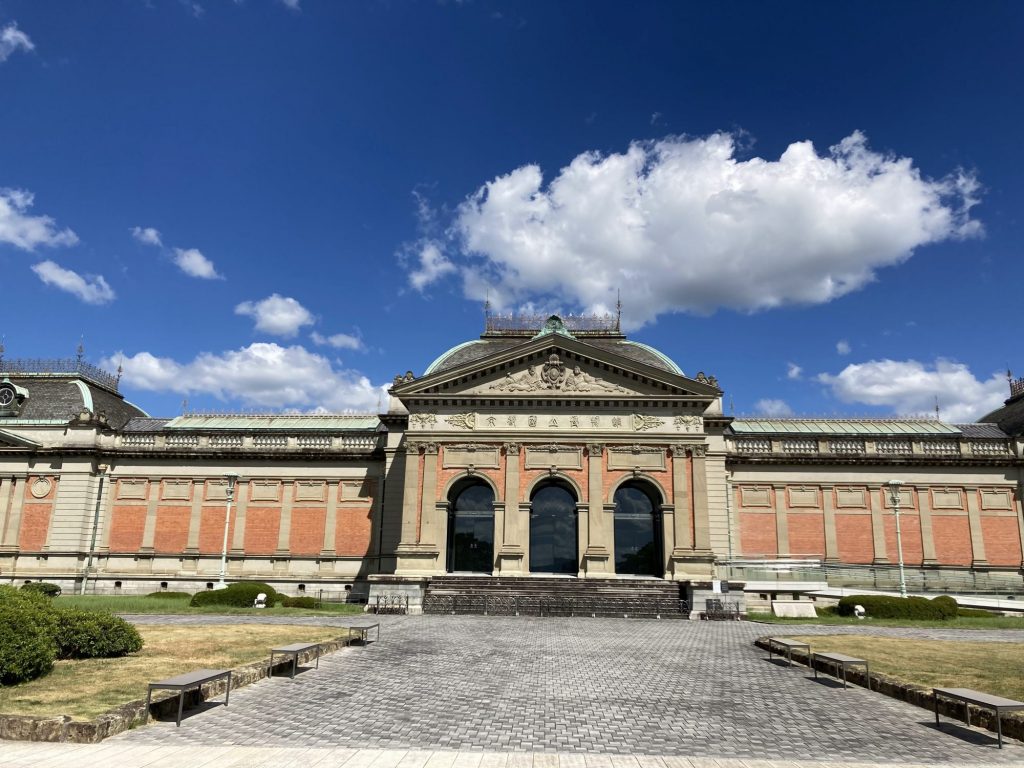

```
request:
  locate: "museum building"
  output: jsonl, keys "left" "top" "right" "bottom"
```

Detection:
{"left": 1, "top": 314, "right": 1022, "bottom": 612}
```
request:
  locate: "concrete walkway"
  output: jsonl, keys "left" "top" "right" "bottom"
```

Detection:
{"left": 3, "top": 615, "right": 1023, "bottom": 766}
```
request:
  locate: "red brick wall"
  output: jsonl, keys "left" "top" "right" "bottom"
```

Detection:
{"left": 739, "top": 512, "right": 776, "bottom": 556}
{"left": 198, "top": 506, "right": 234, "bottom": 553}
{"left": 290, "top": 508, "right": 326, "bottom": 556}
{"left": 787, "top": 513, "right": 826, "bottom": 558}
{"left": 109, "top": 506, "right": 147, "bottom": 552}
{"left": 435, "top": 446, "right": 504, "bottom": 503}
{"left": 153, "top": 506, "right": 190, "bottom": 553}
{"left": 244, "top": 508, "right": 281, "bottom": 555}
{"left": 19, "top": 505, "right": 52, "bottom": 551}
{"left": 835, "top": 514, "right": 874, "bottom": 563}
{"left": 882, "top": 513, "right": 924, "bottom": 565}
{"left": 932, "top": 515, "right": 972, "bottom": 566}
{"left": 336, "top": 505, "right": 372, "bottom": 555}
{"left": 981, "top": 516, "right": 1022, "bottom": 566}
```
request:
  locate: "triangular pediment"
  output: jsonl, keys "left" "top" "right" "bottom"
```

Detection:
{"left": 0, "top": 428, "right": 40, "bottom": 450}
{"left": 391, "top": 334, "right": 719, "bottom": 401}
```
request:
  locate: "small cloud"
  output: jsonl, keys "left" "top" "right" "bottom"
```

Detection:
{"left": 650, "top": 111, "right": 662, "bottom": 126}
{"left": 311, "top": 331, "right": 364, "bottom": 351}
{"left": 131, "top": 226, "right": 162, "bottom": 247}
{"left": 235, "top": 294, "right": 314, "bottom": 337}
{"left": 408, "top": 241, "right": 456, "bottom": 292}
{"left": 0, "top": 22, "right": 34, "bottom": 63}
{"left": 279, "top": 0, "right": 300, "bottom": 8}
{"left": 173, "top": 247, "right": 222, "bottom": 279}
{"left": 754, "top": 398, "right": 793, "bottom": 417}
{"left": 0, "top": 188, "right": 78, "bottom": 250}
{"left": 786, "top": 362, "right": 803, "bottom": 380}
{"left": 836, "top": 339, "right": 851, "bottom": 355}
{"left": 31, "top": 260, "right": 115, "bottom": 305}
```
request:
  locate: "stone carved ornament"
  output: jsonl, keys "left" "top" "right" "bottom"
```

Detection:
{"left": 410, "top": 412, "right": 437, "bottom": 428}
{"left": 445, "top": 413, "right": 476, "bottom": 430}
{"left": 673, "top": 415, "right": 703, "bottom": 432}
{"left": 490, "top": 353, "right": 630, "bottom": 394}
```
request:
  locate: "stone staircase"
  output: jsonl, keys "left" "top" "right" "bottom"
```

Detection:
{"left": 422, "top": 575, "right": 689, "bottom": 618}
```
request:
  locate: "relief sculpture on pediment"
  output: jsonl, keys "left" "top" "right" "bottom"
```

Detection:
{"left": 489, "top": 353, "right": 630, "bottom": 394}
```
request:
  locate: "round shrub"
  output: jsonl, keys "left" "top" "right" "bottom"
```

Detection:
{"left": 190, "top": 582, "right": 279, "bottom": 608}
{"left": 281, "top": 596, "right": 318, "bottom": 609}
{"left": 145, "top": 591, "right": 192, "bottom": 600}
{"left": 21, "top": 581, "right": 62, "bottom": 598}
{"left": 0, "top": 585, "right": 57, "bottom": 684}
{"left": 52, "top": 608, "right": 143, "bottom": 659}
{"left": 931, "top": 595, "right": 959, "bottom": 620}
{"left": 837, "top": 594, "right": 945, "bottom": 620}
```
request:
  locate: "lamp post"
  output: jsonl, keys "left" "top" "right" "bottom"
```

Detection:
{"left": 217, "top": 472, "right": 240, "bottom": 589}
{"left": 80, "top": 463, "right": 108, "bottom": 595}
{"left": 887, "top": 480, "right": 908, "bottom": 598}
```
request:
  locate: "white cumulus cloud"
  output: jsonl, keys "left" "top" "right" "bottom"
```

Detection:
{"left": 173, "top": 247, "right": 222, "bottom": 279}
{"left": 131, "top": 226, "right": 163, "bottom": 247}
{"left": 754, "top": 398, "right": 794, "bottom": 417}
{"left": 0, "top": 188, "right": 78, "bottom": 250}
{"left": 0, "top": 22, "right": 33, "bottom": 63}
{"left": 817, "top": 358, "right": 1007, "bottom": 422}
{"left": 836, "top": 339, "right": 851, "bottom": 355}
{"left": 106, "top": 343, "right": 384, "bottom": 412}
{"left": 786, "top": 363, "right": 803, "bottom": 380}
{"left": 442, "top": 131, "right": 981, "bottom": 328}
{"left": 235, "top": 294, "right": 314, "bottom": 337}
{"left": 311, "top": 331, "right": 364, "bottom": 351}
{"left": 31, "top": 260, "right": 115, "bottom": 305}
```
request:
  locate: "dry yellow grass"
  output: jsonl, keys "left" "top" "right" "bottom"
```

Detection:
{"left": 0, "top": 624, "right": 349, "bottom": 720}
{"left": 789, "top": 634, "right": 1024, "bottom": 700}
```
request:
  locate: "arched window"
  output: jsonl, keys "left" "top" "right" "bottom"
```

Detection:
{"left": 613, "top": 482, "right": 663, "bottom": 577}
{"left": 529, "top": 482, "right": 578, "bottom": 574}
{"left": 447, "top": 481, "right": 495, "bottom": 573}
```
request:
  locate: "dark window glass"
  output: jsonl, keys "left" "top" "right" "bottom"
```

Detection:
{"left": 448, "top": 483, "right": 494, "bottom": 573}
{"left": 613, "top": 485, "right": 661, "bottom": 576}
{"left": 530, "top": 484, "right": 578, "bottom": 574}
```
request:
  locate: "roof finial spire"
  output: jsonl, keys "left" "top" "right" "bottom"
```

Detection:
{"left": 116, "top": 355, "right": 124, "bottom": 388}
{"left": 76, "top": 337, "right": 84, "bottom": 364}
{"left": 934, "top": 395, "right": 941, "bottom": 421}
{"left": 615, "top": 289, "right": 622, "bottom": 332}
{"left": 181, "top": 398, "right": 188, "bottom": 415}
{"left": 1008, "top": 365, "right": 1014, "bottom": 393}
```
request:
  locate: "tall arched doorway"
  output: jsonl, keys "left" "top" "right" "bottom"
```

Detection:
{"left": 529, "top": 482, "right": 578, "bottom": 574}
{"left": 613, "top": 482, "right": 663, "bottom": 577}
{"left": 447, "top": 480, "right": 495, "bottom": 573}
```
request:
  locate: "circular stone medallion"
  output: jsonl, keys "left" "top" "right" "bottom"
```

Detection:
{"left": 30, "top": 478, "right": 52, "bottom": 499}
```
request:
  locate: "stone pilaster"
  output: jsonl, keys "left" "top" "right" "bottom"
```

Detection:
{"left": 964, "top": 486, "right": 989, "bottom": 567}
{"left": 0, "top": 475, "right": 25, "bottom": 551}
{"left": 869, "top": 485, "right": 888, "bottom": 564}
{"left": 915, "top": 486, "right": 939, "bottom": 565}
{"left": 275, "top": 481, "right": 295, "bottom": 556}
{"left": 184, "top": 480, "right": 203, "bottom": 555}
{"left": 670, "top": 445, "right": 692, "bottom": 550}
{"left": 692, "top": 445, "right": 712, "bottom": 553}
{"left": 821, "top": 485, "right": 839, "bottom": 562}
{"left": 139, "top": 480, "right": 159, "bottom": 553}
{"left": 229, "top": 481, "right": 248, "bottom": 555}
{"left": 395, "top": 441, "right": 440, "bottom": 575}
{"left": 772, "top": 483, "right": 789, "bottom": 556}
{"left": 320, "top": 481, "right": 339, "bottom": 556}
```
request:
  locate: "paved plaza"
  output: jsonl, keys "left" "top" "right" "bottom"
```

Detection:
{"left": 3, "top": 615, "right": 1024, "bottom": 767}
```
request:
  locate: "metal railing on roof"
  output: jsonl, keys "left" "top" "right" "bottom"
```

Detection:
{"left": 0, "top": 358, "right": 119, "bottom": 392}
{"left": 484, "top": 312, "right": 620, "bottom": 335}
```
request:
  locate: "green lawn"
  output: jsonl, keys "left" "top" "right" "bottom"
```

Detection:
{"left": 56, "top": 594, "right": 366, "bottom": 616}
{"left": 748, "top": 611, "right": 1024, "bottom": 630}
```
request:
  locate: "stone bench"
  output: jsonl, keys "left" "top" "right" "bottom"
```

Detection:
{"left": 811, "top": 652, "right": 870, "bottom": 690}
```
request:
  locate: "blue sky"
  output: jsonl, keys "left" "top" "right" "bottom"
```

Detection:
{"left": 0, "top": 1, "right": 1021, "bottom": 421}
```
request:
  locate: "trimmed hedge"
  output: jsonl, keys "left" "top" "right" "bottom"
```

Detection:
{"left": 836, "top": 594, "right": 949, "bottom": 620}
{"left": 959, "top": 607, "right": 1000, "bottom": 618}
{"left": 145, "top": 591, "right": 192, "bottom": 599}
{"left": 0, "top": 586, "right": 58, "bottom": 685}
{"left": 931, "top": 595, "right": 959, "bottom": 620}
{"left": 52, "top": 608, "right": 143, "bottom": 659}
{"left": 20, "top": 581, "right": 62, "bottom": 598}
{"left": 190, "top": 582, "right": 279, "bottom": 608}
{"left": 281, "top": 596, "right": 318, "bottom": 609}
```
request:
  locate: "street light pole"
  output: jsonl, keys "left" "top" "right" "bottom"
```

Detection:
{"left": 887, "top": 480, "right": 907, "bottom": 598}
{"left": 217, "top": 472, "right": 240, "bottom": 589}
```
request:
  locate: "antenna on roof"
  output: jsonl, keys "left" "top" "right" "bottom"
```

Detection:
{"left": 115, "top": 356, "right": 124, "bottom": 388}
{"left": 615, "top": 289, "right": 622, "bottom": 332}
{"left": 0, "top": 335, "right": 5, "bottom": 365}
{"left": 1008, "top": 365, "right": 1014, "bottom": 394}
{"left": 730, "top": 395, "right": 735, "bottom": 416}
{"left": 76, "top": 337, "right": 85, "bottom": 364}
{"left": 934, "top": 395, "right": 941, "bottom": 421}
{"left": 181, "top": 398, "right": 188, "bottom": 415}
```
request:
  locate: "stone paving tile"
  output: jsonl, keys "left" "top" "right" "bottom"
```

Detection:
{"left": 96, "top": 615, "right": 1024, "bottom": 764}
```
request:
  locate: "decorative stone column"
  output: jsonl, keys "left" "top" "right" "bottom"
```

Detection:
{"left": 821, "top": 485, "right": 840, "bottom": 563}
{"left": 395, "top": 440, "right": 440, "bottom": 575}
{"left": 772, "top": 483, "right": 790, "bottom": 557}
{"left": 915, "top": 486, "right": 939, "bottom": 565}
{"left": 582, "top": 443, "right": 611, "bottom": 576}
{"left": 869, "top": 484, "right": 889, "bottom": 564}
{"left": 497, "top": 443, "right": 524, "bottom": 574}
{"left": 668, "top": 444, "right": 714, "bottom": 580}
